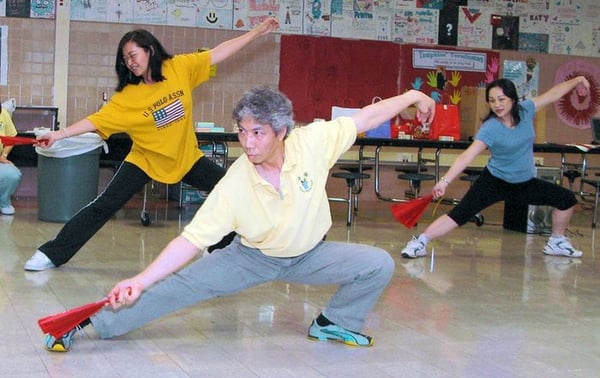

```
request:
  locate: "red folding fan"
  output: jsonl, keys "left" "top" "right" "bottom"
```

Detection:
{"left": 0, "top": 136, "right": 38, "bottom": 146}
{"left": 390, "top": 194, "right": 434, "bottom": 229}
{"left": 38, "top": 298, "right": 108, "bottom": 338}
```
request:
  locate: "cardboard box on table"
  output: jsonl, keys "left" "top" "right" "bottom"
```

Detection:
{"left": 459, "top": 87, "right": 488, "bottom": 140}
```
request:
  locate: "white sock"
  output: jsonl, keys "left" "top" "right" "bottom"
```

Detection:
{"left": 417, "top": 234, "right": 429, "bottom": 245}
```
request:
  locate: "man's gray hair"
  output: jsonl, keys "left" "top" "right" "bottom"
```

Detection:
{"left": 232, "top": 86, "right": 295, "bottom": 137}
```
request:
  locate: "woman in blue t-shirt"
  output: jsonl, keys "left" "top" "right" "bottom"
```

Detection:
{"left": 402, "top": 76, "right": 590, "bottom": 259}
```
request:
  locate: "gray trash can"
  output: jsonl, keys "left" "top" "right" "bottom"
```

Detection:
{"left": 37, "top": 147, "right": 102, "bottom": 222}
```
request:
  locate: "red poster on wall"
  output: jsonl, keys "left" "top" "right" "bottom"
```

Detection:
{"left": 279, "top": 35, "right": 400, "bottom": 123}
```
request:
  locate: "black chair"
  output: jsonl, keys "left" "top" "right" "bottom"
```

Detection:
{"left": 581, "top": 176, "right": 600, "bottom": 228}
{"left": 338, "top": 164, "right": 372, "bottom": 201}
{"left": 395, "top": 163, "right": 435, "bottom": 199}
{"left": 329, "top": 171, "right": 371, "bottom": 226}
{"left": 563, "top": 169, "right": 581, "bottom": 192}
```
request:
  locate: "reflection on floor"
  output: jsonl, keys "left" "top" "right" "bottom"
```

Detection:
{"left": 1, "top": 194, "right": 598, "bottom": 377}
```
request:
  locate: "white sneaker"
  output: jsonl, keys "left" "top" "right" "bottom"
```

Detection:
{"left": 1, "top": 205, "right": 15, "bottom": 215}
{"left": 24, "top": 250, "right": 56, "bottom": 271}
{"left": 543, "top": 237, "right": 583, "bottom": 258}
{"left": 401, "top": 236, "right": 427, "bottom": 259}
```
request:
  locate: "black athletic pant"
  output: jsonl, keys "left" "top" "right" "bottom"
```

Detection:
{"left": 39, "top": 157, "right": 234, "bottom": 266}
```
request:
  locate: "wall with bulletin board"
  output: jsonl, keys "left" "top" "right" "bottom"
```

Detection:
{"left": 2, "top": 0, "right": 599, "bottom": 59}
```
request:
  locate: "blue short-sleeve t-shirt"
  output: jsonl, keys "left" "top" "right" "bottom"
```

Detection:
{"left": 475, "top": 100, "right": 536, "bottom": 183}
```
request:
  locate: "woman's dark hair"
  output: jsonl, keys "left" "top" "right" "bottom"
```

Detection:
{"left": 483, "top": 78, "right": 522, "bottom": 125}
{"left": 115, "top": 29, "right": 173, "bottom": 91}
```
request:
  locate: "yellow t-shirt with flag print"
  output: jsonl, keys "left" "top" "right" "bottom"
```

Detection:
{"left": 88, "top": 52, "right": 211, "bottom": 184}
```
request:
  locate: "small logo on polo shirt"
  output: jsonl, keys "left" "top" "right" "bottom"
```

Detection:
{"left": 298, "top": 172, "right": 313, "bottom": 192}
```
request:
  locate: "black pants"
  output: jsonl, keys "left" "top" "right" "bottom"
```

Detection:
{"left": 39, "top": 157, "right": 233, "bottom": 266}
{"left": 448, "top": 167, "right": 578, "bottom": 226}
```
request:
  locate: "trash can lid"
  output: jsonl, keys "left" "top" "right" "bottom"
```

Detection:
{"left": 35, "top": 130, "right": 108, "bottom": 158}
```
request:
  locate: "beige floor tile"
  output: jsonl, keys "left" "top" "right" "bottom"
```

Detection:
{"left": 2, "top": 192, "right": 599, "bottom": 377}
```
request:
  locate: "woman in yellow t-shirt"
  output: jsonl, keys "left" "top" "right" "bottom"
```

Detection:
{"left": 0, "top": 104, "right": 22, "bottom": 215}
{"left": 25, "top": 18, "right": 280, "bottom": 272}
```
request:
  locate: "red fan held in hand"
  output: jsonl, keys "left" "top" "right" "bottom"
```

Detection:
{"left": 0, "top": 136, "right": 38, "bottom": 146}
{"left": 38, "top": 298, "right": 108, "bottom": 338}
{"left": 390, "top": 194, "right": 434, "bottom": 229}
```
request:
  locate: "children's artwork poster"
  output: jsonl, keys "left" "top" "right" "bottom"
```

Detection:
{"left": 553, "top": 59, "right": 600, "bottom": 129}
{"left": 71, "top": 0, "right": 107, "bottom": 22}
{"left": 457, "top": 7, "right": 492, "bottom": 50}
{"left": 166, "top": 0, "right": 199, "bottom": 27}
{"left": 395, "top": 0, "right": 417, "bottom": 9}
{"left": 494, "top": 0, "right": 531, "bottom": 15}
{"left": 233, "top": 0, "right": 278, "bottom": 30}
{"left": 520, "top": 12, "right": 552, "bottom": 35}
{"left": 491, "top": 14, "right": 519, "bottom": 51}
{"left": 503, "top": 60, "right": 539, "bottom": 101}
{"left": 106, "top": 0, "right": 134, "bottom": 23}
{"left": 563, "top": 22, "right": 596, "bottom": 58}
{"left": 134, "top": 0, "right": 167, "bottom": 26}
{"left": 418, "top": 0, "right": 443, "bottom": 10}
{"left": 523, "top": 0, "right": 552, "bottom": 13}
{"left": 331, "top": 0, "right": 394, "bottom": 40}
{"left": 577, "top": 0, "right": 600, "bottom": 22}
{"left": 193, "top": 0, "right": 234, "bottom": 29}
{"left": 518, "top": 33, "right": 549, "bottom": 54}
{"left": 303, "top": 0, "right": 331, "bottom": 36}
{"left": 6, "top": 0, "right": 32, "bottom": 18}
{"left": 0, "top": 25, "right": 7, "bottom": 86}
{"left": 392, "top": 7, "right": 439, "bottom": 45}
{"left": 548, "top": 23, "right": 571, "bottom": 55}
{"left": 279, "top": 0, "right": 303, "bottom": 34}
{"left": 437, "top": 1, "right": 458, "bottom": 45}
{"left": 31, "top": 0, "right": 55, "bottom": 18}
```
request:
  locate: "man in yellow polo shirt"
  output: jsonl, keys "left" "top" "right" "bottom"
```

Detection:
{"left": 44, "top": 86, "right": 435, "bottom": 352}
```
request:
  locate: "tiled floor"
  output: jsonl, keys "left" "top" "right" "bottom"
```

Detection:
{"left": 1, "top": 191, "right": 599, "bottom": 377}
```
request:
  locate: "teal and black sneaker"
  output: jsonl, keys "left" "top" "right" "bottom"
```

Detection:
{"left": 307, "top": 319, "right": 373, "bottom": 347}
{"left": 44, "top": 327, "right": 78, "bottom": 352}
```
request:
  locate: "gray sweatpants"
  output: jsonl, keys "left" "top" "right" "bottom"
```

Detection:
{"left": 91, "top": 237, "right": 395, "bottom": 338}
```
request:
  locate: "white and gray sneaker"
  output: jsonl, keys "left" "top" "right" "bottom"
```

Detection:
{"left": 24, "top": 250, "right": 56, "bottom": 271}
{"left": 543, "top": 237, "right": 583, "bottom": 258}
{"left": 401, "top": 236, "right": 427, "bottom": 259}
